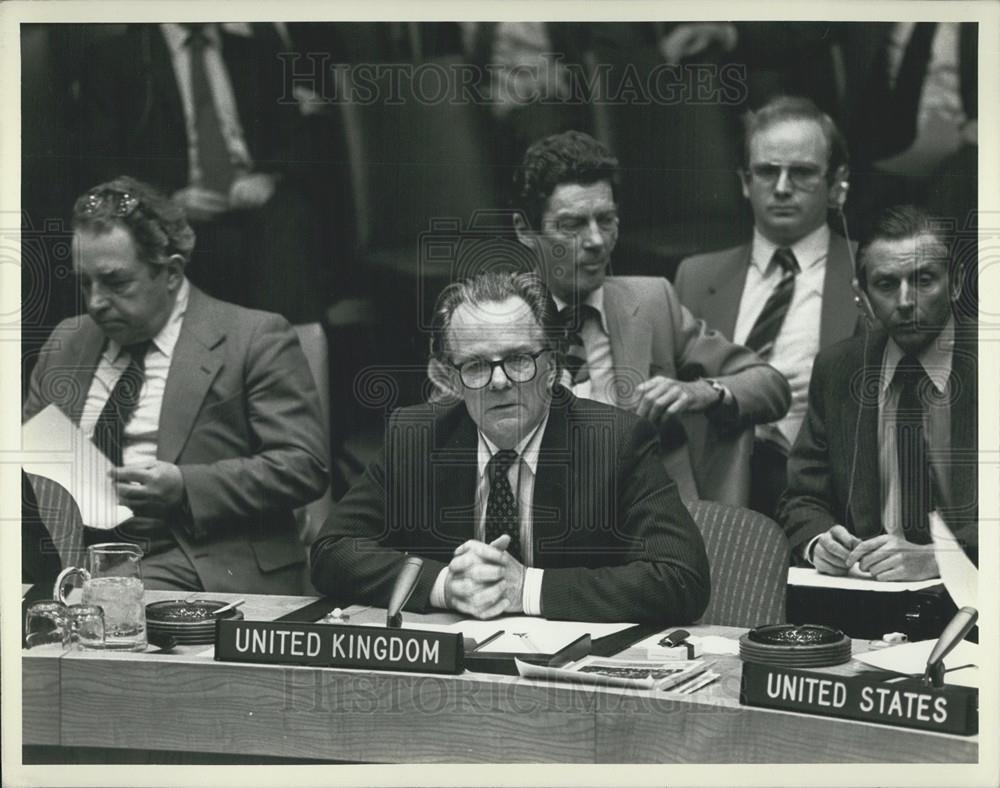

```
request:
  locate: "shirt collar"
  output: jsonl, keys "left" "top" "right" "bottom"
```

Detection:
{"left": 551, "top": 286, "right": 609, "bottom": 333}
{"left": 104, "top": 277, "right": 190, "bottom": 364}
{"left": 751, "top": 223, "right": 831, "bottom": 274}
{"left": 881, "top": 316, "right": 955, "bottom": 394}
{"left": 160, "top": 22, "right": 221, "bottom": 53}
{"left": 477, "top": 409, "right": 550, "bottom": 480}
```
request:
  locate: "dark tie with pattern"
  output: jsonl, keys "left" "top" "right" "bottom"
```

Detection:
{"left": 92, "top": 341, "right": 151, "bottom": 467}
{"left": 744, "top": 247, "right": 800, "bottom": 359}
{"left": 186, "top": 25, "right": 236, "bottom": 194}
{"left": 559, "top": 304, "right": 594, "bottom": 385}
{"left": 894, "top": 355, "right": 933, "bottom": 543}
{"left": 484, "top": 449, "right": 521, "bottom": 561}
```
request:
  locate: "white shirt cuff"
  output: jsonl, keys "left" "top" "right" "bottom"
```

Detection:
{"left": 804, "top": 535, "right": 821, "bottom": 567}
{"left": 521, "top": 567, "right": 544, "bottom": 616}
{"left": 430, "top": 567, "right": 449, "bottom": 609}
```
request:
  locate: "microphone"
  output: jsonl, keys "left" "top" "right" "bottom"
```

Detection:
{"left": 922, "top": 607, "right": 978, "bottom": 688}
{"left": 386, "top": 556, "right": 424, "bottom": 629}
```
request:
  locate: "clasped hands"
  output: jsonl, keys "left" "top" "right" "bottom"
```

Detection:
{"left": 110, "top": 461, "right": 185, "bottom": 518}
{"left": 444, "top": 534, "right": 525, "bottom": 619}
{"left": 634, "top": 376, "right": 720, "bottom": 424}
{"left": 172, "top": 173, "right": 278, "bottom": 222}
{"left": 812, "top": 525, "right": 938, "bottom": 582}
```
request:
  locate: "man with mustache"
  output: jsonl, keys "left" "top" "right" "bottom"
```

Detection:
{"left": 779, "top": 204, "right": 977, "bottom": 578}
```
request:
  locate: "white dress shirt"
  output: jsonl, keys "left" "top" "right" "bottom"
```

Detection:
{"left": 159, "top": 23, "right": 253, "bottom": 187}
{"left": 80, "top": 278, "right": 190, "bottom": 467}
{"left": 552, "top": 288, "right": 616, "bottom": 406}
{"left": 878, "top": 318, "right": 954, "bottom": 538}
{"left": 804, "top": 318, "right": 954, "bottom": 565}
{"left": 430, "top": 413, "right": 549, "bottom": 615}
{"left": 734, "top": 224, "right": 830, "bottom": 450}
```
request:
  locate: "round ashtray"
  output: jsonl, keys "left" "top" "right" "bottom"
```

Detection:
{"left": 740, "top": 624, "right": 851, "bottom": 668}
{"left": 747, "top": 623, "right": 845, "bottom": 646}
{"left": 146, "top": 599, "right": 244, "bottom": 626}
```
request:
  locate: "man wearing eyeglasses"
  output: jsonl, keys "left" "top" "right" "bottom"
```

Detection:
{"left": 310, "top": 271, "right": 710, "bottom": 624}
{"left": 676, "top": 96, "right": 860, "bottom": 519}
{"left": 511, "top": 131, "right": 790, "bottom": 507}
{"left": 23, "top": 177, "right": 329, "bottom": 594}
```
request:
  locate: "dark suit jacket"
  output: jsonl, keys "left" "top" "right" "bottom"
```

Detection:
{"left": 310, "top": 392, "right": 711, "bottom": 625}
{"left": 778, "top": 326, "right": 977, "bottom": 562}
{"left": 77, "top": 24, "right": 320, "bottom": 193}
{"left": 23, "top": 285, "right": 329, "bottom": 593}
{"left": 674, "top": 232, "right": 860, "bottom": 352}
{"left": 601, "top": 277, "right": 790, "bottom": 506}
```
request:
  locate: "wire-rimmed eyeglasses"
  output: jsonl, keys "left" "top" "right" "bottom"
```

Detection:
{"left": 746, "top": 163, "right": 827, "bottom": 191}
{"left": 449, "top": 349, "right": 549, "bottom": 390}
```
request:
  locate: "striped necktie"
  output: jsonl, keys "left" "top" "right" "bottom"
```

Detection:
{"left": 744, "top": 247, "right": 799, "bottom": 359}
{"left": 559, "top": 304, "right": 594, "bottom": 387}
{"left": 91, "top": 341, "right": 151, "bottom": 467}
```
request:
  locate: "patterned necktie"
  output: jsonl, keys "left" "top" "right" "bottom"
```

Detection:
{"left": 186, "top": 25, "right": 237, "bottom": 194}
{"left": 92, "top": 341, "right": 151, "bottom": 467}
{"left": 894, "top": 354, "right": 933, "bottom": 543}
{"left": 744, "top": 247, "right": 800, "bottom": 359}
{"left": 484, "top": 449, "right": 521, "bottom": 561}
{"left": 559, "top": 304, "right": 594, "bottom": 387}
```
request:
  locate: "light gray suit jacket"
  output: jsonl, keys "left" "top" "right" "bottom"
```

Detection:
{"left": 674, "top": 232, "right": 859, "bottom": 353}
{"left": 600, "top": 276, "right": 790, "bottom": 506}
{"left": 23, "top": 285, "right": 329, "bottom": 593}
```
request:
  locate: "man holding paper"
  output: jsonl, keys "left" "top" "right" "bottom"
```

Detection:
{"left": 310, "top": 271, "right": 710, "bottom": 624}
{"left": 779, "top": 204, "right": 976, "bottom": 580}
{"left": 23, "top": 176, "right": 328, "bottom": 593}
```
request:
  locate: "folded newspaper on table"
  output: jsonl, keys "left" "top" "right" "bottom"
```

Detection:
{"left": 21, "top": 404, "right": 133, "bottom": 529}
{"left": 516, "top": 656, "right": 709, "bottom": 690}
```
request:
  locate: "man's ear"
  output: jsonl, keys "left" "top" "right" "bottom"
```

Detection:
{"left": 513, "top": 212, "right": 534, "bottom": 248}
{"left": 950, "top": 259, "right": 966, "bottom": 304}
{"left": 164, "top": 254, "right": 186, "bottom": 290}
{"left": 738, "top": 168, "right": 751, "bottom": 201}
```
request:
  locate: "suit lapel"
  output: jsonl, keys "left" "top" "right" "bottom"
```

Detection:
{"left": 530, "top": 397, "right": 570, "bottom": 566}
{"left": 948, "top": 330, "right": 977, "bottom": 509}
{"left": 67, "top": 324, "right": 106, "bottom": 424}
{"left": 705, "top": 245, "right": 750, "bottom": 341}
{"left": 847, "top": 332, "right": 887, "bottom": 535}
{"left": 820, "top": 232, "right": 860, "bottom": 348}
{"left": 157, "top": 288, "right": 224, "bottom": 462}
{"left": 430, "top": 406, "right": 479, "bottom": 546}
{"left": 603, "top": 278, "right": 651, "bottom": 406}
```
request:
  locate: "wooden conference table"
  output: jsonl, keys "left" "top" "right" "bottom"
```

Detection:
{"left": 22, "top": 592, "right": 978, "bottom": 763}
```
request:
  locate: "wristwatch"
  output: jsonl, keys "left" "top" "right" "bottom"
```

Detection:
{"left": 705, "top": 378, "right": 728, "bottom": 408}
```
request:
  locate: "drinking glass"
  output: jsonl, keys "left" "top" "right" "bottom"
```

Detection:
{"left": 66, "top": 604, "right": 106, "bottom": 650}
{"left": 24, "top": 600, "right": 69, "bottom": 649}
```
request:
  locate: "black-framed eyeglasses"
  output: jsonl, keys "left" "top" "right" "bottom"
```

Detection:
{"left": 449, "top": 349, "right": 549, "bottom": 390}
{"left": 81, "top": 188, "right": 141, "bottom": 218}
{"left": 746, "top": 163, "right": 827, "bottom": 191}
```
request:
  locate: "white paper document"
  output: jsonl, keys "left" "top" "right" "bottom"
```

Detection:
{"left": 787, "top": 567, "right": 941, "bottom": 593}
{"left": 21, "top": 405, "right": 133, "bottom": 530}
{"left": 929, "top": 511, "right": 978, "bottom": 609}
{"left": 419, "top": 617, "right": 634, "bottom": 654}
{"left": 516, "top": 656, "right": 709, "bottom": 690}
{"left": 854, "top": 640, "right": 979, "bottom": 689}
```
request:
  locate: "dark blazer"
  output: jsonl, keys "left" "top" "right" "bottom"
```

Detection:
{"left": 77, "top": 24, "right": 318, "bottom": 193}
{"left": 675, "top": 232, "right": 860, "bottom": 352}
{"left": 23, "top": 285, "right": 329, "bottom": 593}
{"left": 601, "top": 276, "right": 790, "bottom": 506}
{"left": 778, "top": 325, "right": 977, "bottom": 562}
{"left": 310, "top": 392, "right": 711, "bottom": 625}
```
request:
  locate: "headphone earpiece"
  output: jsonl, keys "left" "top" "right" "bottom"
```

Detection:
{"left": 851, "top": 278, "right": 877, "bottom": 326}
